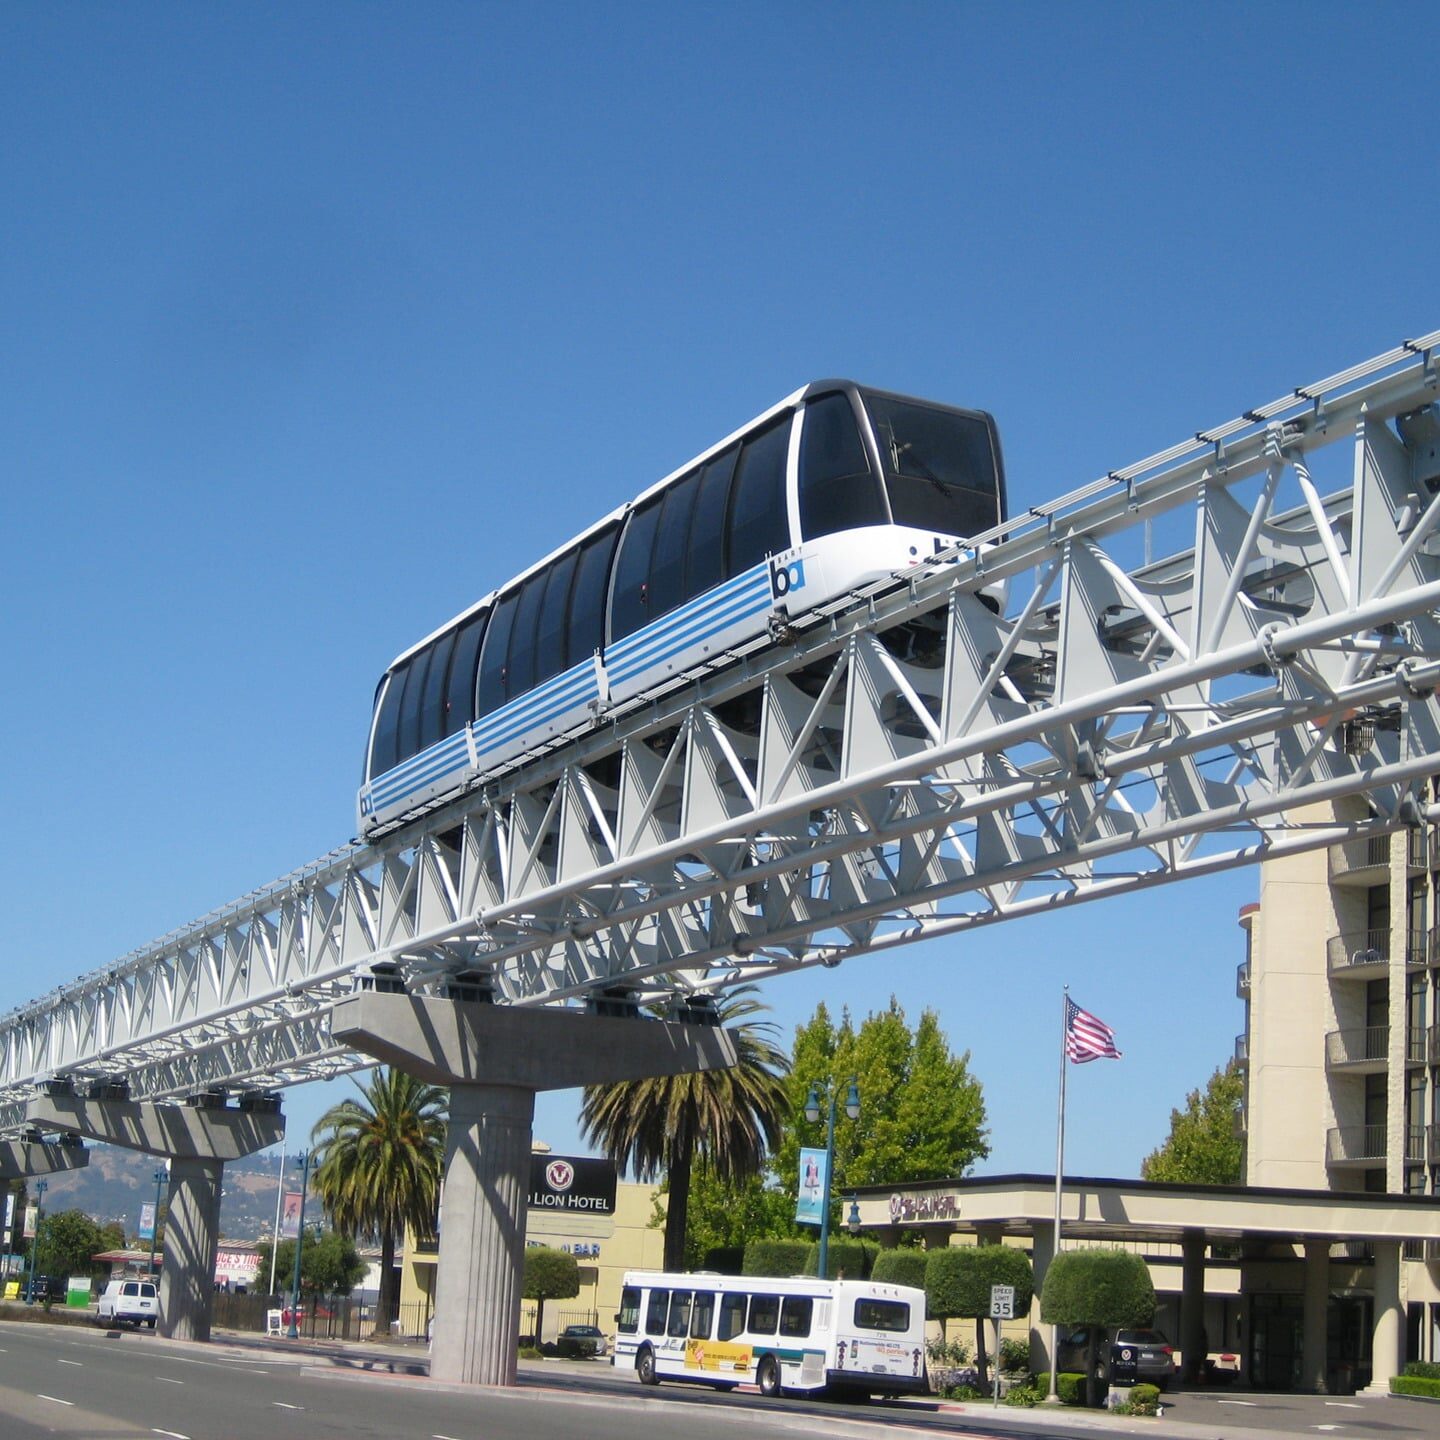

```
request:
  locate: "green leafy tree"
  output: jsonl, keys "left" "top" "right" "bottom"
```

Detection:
{"left": 257, "top": 1228, "right": 366, "bottom": 1300}
{"left": 924, "top": 1244, "right": 1032, "bottom": 1388}
{"left": 1042, "top": 1249, "right": 1156, "bottom": 1405}
{"left": 668, "top": 1164, "right": 797, "bottom": 1268}
{"left": 523, "top": 1246, "right": 579, "bottom": 1343}
{"left": 581, "top": 986, "right": 789, "bottom": 1270}
{"left": 36, "top": 1209, "right": 107, "bottom": 1281}
{"left": 310, "top": 1068, "right": 447, "bottom": 1335}
{"left": 1140, "top": 1063, "right": 1245, "bottom": 1185}
{"left": 771, "top": 999, "right": 988, "bottom": 1225}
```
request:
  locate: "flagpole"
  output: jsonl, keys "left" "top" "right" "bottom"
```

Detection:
{"left": 1046, "top": 986, "right": 1069, "bottom": 1405}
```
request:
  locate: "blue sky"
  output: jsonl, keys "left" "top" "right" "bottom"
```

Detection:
{"left": 2, "top": 3, "right": 1436, "bottom": 1188}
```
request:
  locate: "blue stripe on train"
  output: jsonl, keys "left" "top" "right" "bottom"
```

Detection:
{"left": 605, "top": 566, "right": 765, "bottom": 665}
{"left": 606, "top": 582, "right": 773, "bottom": 685}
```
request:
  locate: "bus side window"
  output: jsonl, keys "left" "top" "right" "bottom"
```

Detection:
{"left": 617, "top": 1286, "right": 641, "bottom": 1334}
{"left": 726, "top": 417, "right": 792, "bottom": 579}
{"left": 748, "top": 1294, "right": 779, "bottom": 1336}
{"left": 667, "top": 1290, "right": 693, "bottom": 1339}
{"left": 683, "top": 448, "right": 736, "bottom": 601}
{"left": 779, "top": 1296, "right": 813, "bottom": 1339}
{"left": 798, "top": 392, "right": 887, "bottom": 540}
{"left": 717, "top": 1292, "right": 747, "bottom": 1342}
{"left": 609, "top": 497, "right": 663, "bottom": 643}
{"left": 690, "top": 1291, "right": 715, "bottom": 1340}
{"left": 644, "top": 1288, "right": 669, "bottom": 1337}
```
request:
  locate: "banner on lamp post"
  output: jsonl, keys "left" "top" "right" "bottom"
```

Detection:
{"left": 279, "top": 1192, "right": 303, "bottom": 1240}
{"left": 138, "top": 1202, "right": 156, "bottom": 1242}
{"left": 795, "top": 1147, "right": 829, "bottom": 1227}
{"left": 22, "top": 1205, "right": 38, "bottom": 1241}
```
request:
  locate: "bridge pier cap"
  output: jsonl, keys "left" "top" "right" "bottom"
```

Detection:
{"left": 24, "top": 1094, "right": 284, "bottom": 1161}
{"left": 329, "top": 991, "right": 739, "bottom": 1088}
{"left": 0, "top": 1137, "right": 89, "bottom": 1180}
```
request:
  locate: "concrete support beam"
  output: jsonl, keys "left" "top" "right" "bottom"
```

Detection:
{"left": 1365, "top": 1240, "right": 1403, "bottom": 1394}
{"left": 1302, "top": 1239, "right": 1329, "bottom": 1393}
{"left": 0, "top": 1139, "right": 89, "bottom": 1180}
{"left": 331, "top": 993, "right": 737, "bottom": 1387}
{"left": 25, "top": 1095, "right": 282, "bottom": 1342}
{"left": 1029, "top": 1223, "right": 1055, "bottom": 1377}
{"left": 1181, "top": 1229, "right": 1207, "bottom": 1384}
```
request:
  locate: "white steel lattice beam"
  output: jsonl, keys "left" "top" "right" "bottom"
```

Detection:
{"left": 1, "top": 332, "right": 1439, "bottom": 1131}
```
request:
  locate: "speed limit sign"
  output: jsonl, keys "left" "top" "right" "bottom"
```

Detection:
{"left": 989, "top": 1284, "right": 1015, "bottom": 1319}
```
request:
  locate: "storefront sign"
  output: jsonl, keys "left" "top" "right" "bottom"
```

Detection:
{"left": 528, "top": 1155, "right": 617, "bottom": 1215}
{"left": 888, "top": 1191, "right": 960, "bottom": 1222}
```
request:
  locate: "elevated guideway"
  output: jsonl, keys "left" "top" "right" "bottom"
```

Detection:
{"left": 2, "top": 331, "right": 1440, "bottom": 1124}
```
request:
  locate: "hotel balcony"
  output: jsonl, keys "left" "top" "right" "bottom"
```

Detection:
{"left": 1236, "top": 958, "right": 1251, "bottom": 997}
{"left": 1326, "top": 1123, "right": 1386, "bottom": 1166}
{"left": 1329, "top": 829, "right": 1429, "bottom": 885}
{"left": 1234, "top": 1032, "right": 1249, "bottom": 1067}
{"left": 1325, "top": 1025, "right": 1389, "bottom": 1072}
{"left": 1430, "top": 1024, "right": 1440, "bottom": 1066}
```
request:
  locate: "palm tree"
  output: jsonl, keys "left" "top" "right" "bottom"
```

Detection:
{"left": 310, "top": 1067, "right": 447, "bottom": 1335}
{"left": 580, "top": 986, "right": 789, "bottom": 1270}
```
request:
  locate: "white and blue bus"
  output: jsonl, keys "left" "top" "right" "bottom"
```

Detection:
{"left": 611, "top": 1269, "right": 928, "bottom": 1399}
{"left": 358, "top": 381, "right": 1005, "bottom": 836}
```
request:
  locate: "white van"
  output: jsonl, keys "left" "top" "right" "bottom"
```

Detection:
{"left": 97, "top": 1278, "right": 158, "bottom": 1328}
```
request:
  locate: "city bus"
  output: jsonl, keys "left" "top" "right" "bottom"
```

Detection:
{"left": 612, "top": 1269, "right": 928, "bottom": 1399}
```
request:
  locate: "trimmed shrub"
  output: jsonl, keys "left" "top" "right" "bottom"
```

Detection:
{"left": 1405, "top": 1360, "right": 1440, "bottom": 1380}
{"left": 1041, "top": 1249, "right": 1155, "bottom": 1408}
{"left": 1057, "top": 1372, "right": 1087, "bottom": 1405}
{"left": 1001, "top": 1382, "right": 1040, "bottom": 1407}
{"left": 1392, "top": 1374, "right": 1440, "bottom": 1397}
{"left": 926, "top": 1244, "right": 1034, "bottom": 1386}
{"left": 1128, "top": 1382, "right": 1161, "bottom": 1416}
{"left": 998, "top": 1336, "right": 1030, "bottom": 1374}
{"left": 871, "top": 1247, "right": 928, "bottom": 1292}
{"left": 742, "top": 1239, "right": 809, "bottom": 1276}
{"left": 803, "top": 1237, "right": 873, "bottom": 1279}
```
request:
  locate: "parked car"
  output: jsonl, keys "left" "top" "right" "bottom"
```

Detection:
{"left": 1057, "top": 1326, "right": 1175, "bottom": 1390}
{"left": 558, "top": 1323, "right": 608, "bottom": 1357}
{"left": 97, "top": 1279, "right": 158, "bottom": 1329}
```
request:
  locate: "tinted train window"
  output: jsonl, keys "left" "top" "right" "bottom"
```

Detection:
{"left": 504, "top": 571, "right": 548, "bottom": 700}
{"left": 476, "top": 591, "right": 518, "bottom": 718}
{"left": 717, "top": 1292, "right": 747, "bottom": 1341}
{"left": 865, "top": 395, "right": 1000, "bottom": 537}
{"left": 685, "top": 448, "right": 736, "bottom": 600}
{"left": 609, "top": 497, "right": 662, "bottom": 642}
{"left": 418, "top": 628, "right": 456, "bottom": 751}
{"left": 444, "top": 612, "right": 486, "bottom": 737}
{"left": 567, "top": 524, "right": 619, "bottom": 665}
{"left": 726, "top": 417, "right": 791, "bottom": 578}
{"left": 534, "top": 548, "right": 579, "bottom": 686}
{"left": 397, "top": 647, "right": 431, "bottom": 762}
{"left": 798, "top": 392, "right": 887, "bottom": 539}
{"left": 647, "top": 470, "right": 700, "bottom": 619}
{"left": 370, "top": 664, "right": 408, "bottom": 777}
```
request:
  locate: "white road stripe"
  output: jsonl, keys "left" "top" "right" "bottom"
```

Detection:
{"left": 1325, "top": 1401, "right": 1362, "bottom": 1408}
{"left": 273, "top": 1401, "right": 304, "bottom": 1410}
{"left": 57, "top": 1358, "right": 83, "bottom": 1366}
{"left": 155, "top": 1376, "right": 185, "bottom": 1384}
{"left": 153, "top": 1430, "right": 191, "bottom": 1439}
{"left": 1219, "top": 1399, "right": 1257, "bottom": 1405}
{"left": 37, "top": 1394, "right": 75, "bottom": 1406}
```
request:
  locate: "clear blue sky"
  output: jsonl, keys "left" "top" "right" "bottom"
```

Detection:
{"left": 2, "top": 3, "right": 1435, "bottom": 1186}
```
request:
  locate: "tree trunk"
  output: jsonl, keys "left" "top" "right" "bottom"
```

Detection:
{"left": 1085, "top": 1332, "right": 1100, "bottom": 1408}
{"left": 534, "top": 1295, "right": 545, "bottom": 1347}
{"left": 975, "top": 1316, "right": 989, "bottom": 1389}
{"left": 372, "top": 1225, "right": 396, "bottom": 1338}
{"left": 663, "top": 1125, "right": 695, "bottom": 1272}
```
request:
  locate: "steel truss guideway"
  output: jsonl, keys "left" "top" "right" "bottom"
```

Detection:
{"left": 3, "top": 332, "right": 1440, "bottom": 1129}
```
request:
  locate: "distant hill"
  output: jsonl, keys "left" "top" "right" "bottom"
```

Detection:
{"left": 21, "top": 1146, "right": 300, "bottom": 1243}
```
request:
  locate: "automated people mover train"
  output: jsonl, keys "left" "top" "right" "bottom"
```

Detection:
{"left": 358, "top": 381, "right": 1006, "bottom": 835}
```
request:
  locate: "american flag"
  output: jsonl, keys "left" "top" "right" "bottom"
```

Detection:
{"left": 1065, "top": 997, "right": 1122, "bottom": 1063}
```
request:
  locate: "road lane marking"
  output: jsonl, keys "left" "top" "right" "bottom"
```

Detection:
{"left": 435, "top": 1434, "right": 465, "bottom": 1439}
{"left": 1325, "top": 1401, "right": 1362, "bottom": 1408}
{"left": 37, "top": 1394, "right": 75, "bottom": 1406}
{"left": 57, "top": 1358, "right": 82, "bottom": 1366}
{"left": 273, "top": 1401, "right": 305, "bottom": 1410}
{"left": 1219, "top": 1399, "right": 1257, "bottom": 1405}
{"left": 153, "top": 1431, "right": 191, "bottom": 1439}
{"left": 155, "top": 1376, "right": 185, "bottom": 1385}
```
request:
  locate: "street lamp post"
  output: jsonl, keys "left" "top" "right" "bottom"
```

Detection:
{"left": 285, "top": 1149, "right": 311, "bottom": 1340}
{"left": 804, "top": 1079, "right": 860, "bottom": 1280}
{"left": 25, "top": 1179, "right": 47, "bottom": 1303}
{"left": 147, "top": 1168, "right": 166, "bottom": 1279}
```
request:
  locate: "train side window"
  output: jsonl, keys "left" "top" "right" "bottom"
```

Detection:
{"left": 717, "top": 1292, "right": 747, "bottom": 1342}
{"left": 534, "top": 547, "right": 579, "bottom": 686}
{"left": 417, "top": 627, "right": 456, "bottom": 751}
{"left": 566, "top": 523, "right": 619, "bottom": 666}
{"left": 609, "top": 497, "right": 662, "bottom": 642}
{"left": 443, "top": 612, "right": 486, "bottom": 737}
{"left": 726, "top": 416, "right": 792, "bottom": 578}
{"left": 798, "top": 392, "right": 887, "bottom": 539}
{"left": 504, "top": 570, "right": 549, "bottom": 700}
{"left": 369, "top": 663, "right": 408, "bottom": 777}
{"left": 396, "top": 646, "right": 432, "bottom": 763}
{"left": 476, "top": 590, "right": 519, "bottom": 718}
{"left": 684, "top": 448, "right": 736, "bottom": 600}
{"left": 646, "top": 470, "right": 700, "bottom": 619}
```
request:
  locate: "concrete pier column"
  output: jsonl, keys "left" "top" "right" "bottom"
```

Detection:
{"left": 161, "top": 1158, "right": 224, "bottom": 1341}
{"left": 1181, "top": 1229, "right": 1207, "bottom": 1384}
{"left": 1365, "top": 1240, "right": 1403, "bottom": 1394}
{"left": 431, "top": 1084, "right": 535, "bottom": 1386}
{"left": 1302, "top": 1239, "right": 1329, "bottom": 1393}
{"left": 1029, "top": 1223, "right": 1056, "bottom": 1376}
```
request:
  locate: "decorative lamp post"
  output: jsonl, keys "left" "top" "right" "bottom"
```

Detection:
{"left": 25, "top": 1179, "right": 48, "bottom": 1303}
{"left": 285, "top": 1149, "right": 311, "bottom": 1340}
{"left": 148, "top": 1168, "right": 166, "bottom": 1279}
{"left": 845, "top": 1196, "right": 862, "bottom": 1234}
{"left": 803, "top": 1079, "right": 860, "bottom": 1280}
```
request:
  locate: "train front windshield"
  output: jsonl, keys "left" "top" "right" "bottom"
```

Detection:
{"left": 863, "top": 392, "right": 1002, "bottom": 538}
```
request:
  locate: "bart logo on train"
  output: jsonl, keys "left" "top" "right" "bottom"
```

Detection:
{"left": 768, "top": 555, "right": 807, "bottom": 599}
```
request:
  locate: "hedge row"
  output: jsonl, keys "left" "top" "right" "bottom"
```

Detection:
{"left": 1392, "top": 1374, "right": 1440, "bottom": 1398}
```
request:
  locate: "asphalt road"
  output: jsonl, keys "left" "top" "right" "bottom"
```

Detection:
{"left": 0, "top": 1321, "right": 1432, "bottom": 1440}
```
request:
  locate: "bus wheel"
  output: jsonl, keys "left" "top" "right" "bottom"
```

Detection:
{"left": 757, "top": 1356, "right": 782, "bottom": 1398}
{"left": 637, "top": 1347, "right": 659, "bottom": 1386}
